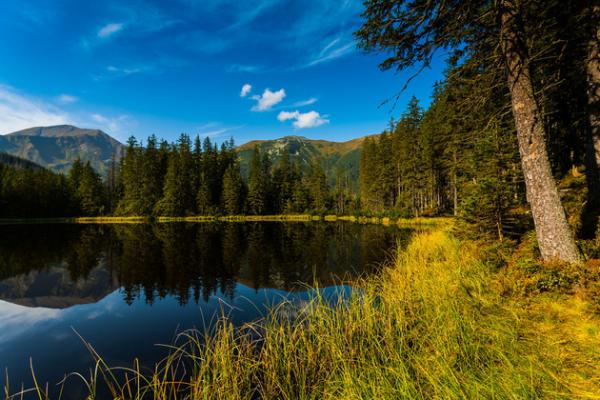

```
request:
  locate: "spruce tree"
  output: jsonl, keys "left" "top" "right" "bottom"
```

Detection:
{"left": 116, "top": 137, "right": 143, "bottom": 215}
{"left": 221, "top": 162, "right": 245, "bottom": 215}
{"left": 247, "top": 147, "right": 268, "bottom": 215}
{"left": 140, "top": 135, "right": 164, "bottom": 215}
{"left": 306, "top": 160, "right": 329, "bottom": 213}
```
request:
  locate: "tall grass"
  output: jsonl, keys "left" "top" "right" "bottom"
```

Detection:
{"left": 9, "top": 229, "right": 599, "bottom": 399}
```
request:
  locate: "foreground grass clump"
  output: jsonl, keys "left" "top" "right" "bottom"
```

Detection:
{"left": 21, "top": 229, "right": 600, "bottom": 399}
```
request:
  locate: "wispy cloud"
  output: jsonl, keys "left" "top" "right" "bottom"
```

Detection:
{"left": 195, "top": 122, "right": 242, "bottom": 139}
{"left": 228, "top": 64, "right": 264, "bottom": 73}
{"left": 106, "top": 65, "right": 144, "bottom": 76}
{"left": 293, "top": 98, "right": 318, "bottom": 107}
{"left": 199, "top": 128, "right": 229, "bottom": 138}
{"left": 90, "top": 113, "right": 130, "bottom": 133}
{"left": 251, "top": 88, "right": 286, "bottom": 112}
{"left": 0, "top": 85, "right": 70, "bottom": 134}
{"left": 0, "top": 84, "right": 135, "bottom": 138}
{"left": 56, "top": 94, "right": 79, "bottom": 104}
{"left": 305, "top": 39, "right": 355, "bottom": 67}
{"left": 97, "top": 22, "right": 125, "bottom": 38}
{"left": 278, "top": 110, "right": 329, "bottom": 129}
{"left": 92, "top": 64, "right": 158, "bottom": 81}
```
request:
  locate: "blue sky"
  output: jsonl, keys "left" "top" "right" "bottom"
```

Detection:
{"left": 0, "top": 0, "right": 445, "bottom": 144}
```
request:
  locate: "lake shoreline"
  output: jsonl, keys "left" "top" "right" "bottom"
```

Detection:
{"left": 0, "top": 215, "right": 451, "bottom": 226}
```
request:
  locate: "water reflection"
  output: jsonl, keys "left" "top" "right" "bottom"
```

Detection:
{"left": 0, "top": 222, "right": 409, "bottom": 396}
{"left": 0, "top": 222, "right": 404, "bottom": 308}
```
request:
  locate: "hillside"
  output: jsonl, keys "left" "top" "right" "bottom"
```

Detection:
{"left": 237, "top": 135, "right": 371, "bottom": 189}
{"left": 0, "top": 152, "right": 45, "bottom": 171}
{"left": 0, "top": 125, "right": 123, "bottom": 175}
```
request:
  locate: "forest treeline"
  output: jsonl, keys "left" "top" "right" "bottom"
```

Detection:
{"left": 0, "top": 135, "right": 341, "bottom": 218}
{"left": 113, "top": 135, "right": 337, "bottom": 216}
{"left": 0, "top": 158, "right": 95, "bottom": 218}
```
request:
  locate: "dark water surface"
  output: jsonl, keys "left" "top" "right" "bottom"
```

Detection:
{"left": 0, "top": 221, "right": 410, "bottom": 397}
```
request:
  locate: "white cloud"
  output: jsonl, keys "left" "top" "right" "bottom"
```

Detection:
{"left": 251, "top": 88, "right": 286, "bottom": 112}
{"left": 307, "top": 39, "right": 355, "bottom": 67}
{"left": 240, "top": 83, "right": 252, "bottom": 97}
{"left": 90, "top": 113, "right": 130, "bottom": 133}
{"left": 56, "top": 94, "right": 78, "bottom": 104}
{"left": 277, "top": 110, "right": 329, "bottom": 129}
{"left": 293, "top": 98, "right": 318, "bottom": 107}
{"left": 97, "top": 22, "right": 124, "bottom": 38}
{"left": 0, "top": 85, "right": 70, "bottom": 134}
{"left": 200, "top": 128, "right": 229, "bottom": 138}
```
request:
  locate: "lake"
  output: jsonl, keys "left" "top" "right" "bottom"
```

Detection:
{"left": 0, "top": 221, "right": 410, "bottom": 398}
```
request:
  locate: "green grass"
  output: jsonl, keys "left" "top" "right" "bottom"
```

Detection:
{"left": 9, "top": 227, "right": 600, "bottom": 399}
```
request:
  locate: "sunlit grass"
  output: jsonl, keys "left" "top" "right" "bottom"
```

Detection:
{"left": 75, "top": 216, "right": 150, "bottom": 224}
{"left": 6, "top": 227, "right": 599, "bottom": 399}
{"left": 0, "top": 214, "right": 453, "bottom": 228}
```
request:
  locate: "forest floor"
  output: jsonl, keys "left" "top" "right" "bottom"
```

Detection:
{"left": 19, "top": 223, "right": 598, "bottom": 399}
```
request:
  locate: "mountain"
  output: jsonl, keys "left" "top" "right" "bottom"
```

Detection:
{"left": 237, "top": 135, "right": 371, "bottom": 190}
{"left": 0, "top": 125, "right": 123, "bottom": 175}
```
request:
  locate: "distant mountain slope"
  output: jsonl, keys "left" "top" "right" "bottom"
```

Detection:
{"left": 237, "top": 135, "right": 371, "bottom": 190}
{"left": 0, "top": 152, "right": 45, "bottom": 171}
{"left": 0, "top": 125, "right": 123, "bottom": 175}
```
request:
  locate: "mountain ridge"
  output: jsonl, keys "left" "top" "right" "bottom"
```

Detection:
{"left": 0, "top": 125, "right": 123, "bottom": 175}
{"left": 237, "top": 135, "right": 373, "bottom": 189}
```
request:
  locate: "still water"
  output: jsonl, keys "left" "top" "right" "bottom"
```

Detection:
{"left": 0, "top": 221, "right": 410, "bottom": 397}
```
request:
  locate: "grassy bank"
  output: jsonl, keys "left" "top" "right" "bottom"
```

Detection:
{"left": 21, "top": 228, "right": 598, "bottom": 399}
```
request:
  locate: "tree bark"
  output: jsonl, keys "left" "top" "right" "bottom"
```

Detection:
{"left": 587, "top": 5, "right": 600, "bottom": 170}
{"left": 580, "top": 4, "right": 600, "bottom": 239}
{"left": 499, "top": 0, "right": 580, "bottom": 263}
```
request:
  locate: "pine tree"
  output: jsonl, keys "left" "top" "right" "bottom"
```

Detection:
{"left": 154, "top": 134, "right": 195, "bottom": 216}
{"left": 272, "top": 147, "right": 296, "bottom": 213}
{"left": 154, "top": 151, "right": 180, "bottom": 216}
{"left": 306, "top": 160, "right": 329, "bottom": 213}
{"left": 221, "top": 162, "right": 246, "bottom": 215}
{"left": 247, "top": 147, "right": 268, "bottom": 215}
{"left": 139, "top": 135, "right": 164, "bottom": 215}
{"left": 116, "top": 137, "right": 143, "bottom": 215}
{"left": 77, "top": 162, "right": 105, "bottom": 215}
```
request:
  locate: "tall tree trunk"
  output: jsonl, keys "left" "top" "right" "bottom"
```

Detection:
{"left": 499, "top": 0, "right": 580, "bottom": 263}
{"left": 587, "top": 4, "right": 600, "bottom": 171}
{"left": 581, "top": 4, "right": 600, "bottom": 239}
{"left": 452, "top": 151, "right": 458, "bottom": 216}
